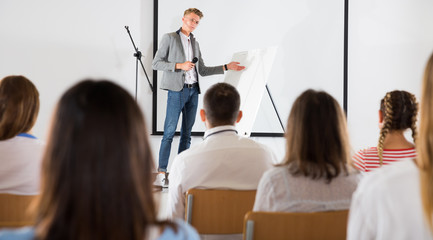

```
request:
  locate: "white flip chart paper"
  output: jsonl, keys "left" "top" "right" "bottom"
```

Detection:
{"left": 224, "top": 47, "right": 277, "bottom": 137}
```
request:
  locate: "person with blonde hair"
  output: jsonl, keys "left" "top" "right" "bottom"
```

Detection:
{"left": 0, "top": 75, "right": 44, "bottom": 194}
{"left": 353, "top": 90, "right": 418, "bottom": 172}
{"left": 152, "top": 8, "right": 245, "bottom": 186}
{"left": 253, "top": 89, "right": 359, "bottom": 212}
{"left": 347, "top": 53, "right": 433, "bottom": 239}
{"left": 0, "top": 80, "right": 199, "bottom": 240}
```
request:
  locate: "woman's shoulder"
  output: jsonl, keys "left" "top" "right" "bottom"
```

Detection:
{"left": 265, "top": 165, "right": 289, "bottom": 174}
{"left": 357, "top": 160, "right": 417, "bottom": 193}
{"left": 355, "top": 146, "right": 377, "bottom": 155}
{"left": 0, "top": 221, "right": 199, "bottom": 240}
{"left": 0, "top": 227, "right": 34, "bottom": 240}
{"left": 260, "top": 165, "right": 290, "bottom": 188}
{"left": 158, "top": 219, "right": 199, "bottom": 240}
{"left": 260, "top": 165, "right": 290, "bottom": 181}
{"left": 0, "top": 135, "right": 45, "bottom": 148}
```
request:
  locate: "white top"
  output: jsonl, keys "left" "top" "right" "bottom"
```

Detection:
{"left": 0, "top": 135, "right": 45, "bottom": 195}
{"left": 253, "top": 165, "right": 360, "bottom": 212}
{"left": 347, "top": 159, "right": 433, "bottom": 240}
{"left": 180, "top": 31, "right": 197, "bottom": 84}
{"left": 167, "top": 125, "right": 277, "bottom": 219}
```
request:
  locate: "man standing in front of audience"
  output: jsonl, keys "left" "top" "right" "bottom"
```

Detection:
{"left": 152, "top": 8, "right": 245, "bottom": 186}
{"left": 167, "top": 83, "right": 277, "bottom": 221}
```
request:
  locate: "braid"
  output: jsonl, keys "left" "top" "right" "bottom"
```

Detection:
{"left": 377, "top": 91, "right": 418, "bottom": 167}
{"left": 378, "top": 92, "right": 393, "bottom": 166}
{"left": 409, "top": 93, "right": 419, "bottom": 145}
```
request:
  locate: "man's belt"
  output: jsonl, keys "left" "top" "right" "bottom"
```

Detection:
{"left": 184, "top": 83, "right": 198, "bottom": 88}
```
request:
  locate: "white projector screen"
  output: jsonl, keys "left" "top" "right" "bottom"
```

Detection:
{"left": 153, "top": 0, "right": 345, "bottom": 136}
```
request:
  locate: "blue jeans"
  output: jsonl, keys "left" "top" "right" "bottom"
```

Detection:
{"left": 158, "top": 86, "right": 199, "bottom": 172}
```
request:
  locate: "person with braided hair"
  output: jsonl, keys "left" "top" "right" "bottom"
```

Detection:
{"left": 352, "top": 90, "right": 418, "bottom": 172}
{"left": 347, "top": 53, "right": 433, "bottom": 239}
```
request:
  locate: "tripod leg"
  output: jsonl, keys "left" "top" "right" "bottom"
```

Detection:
{"left": 266, "top": 84, "right": 285, "bottom": 132}
{"left": 135, "top": 57, "right": 138, "bottom": 101}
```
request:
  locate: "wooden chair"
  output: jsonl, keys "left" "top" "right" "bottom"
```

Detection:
{"left": 0, "top": 194, "right": 36, "bottom": 228}
{"left": 243, "top": 210, "right": 349, "bottom": 240}
{"left": 185, "top": 188, "right": 256, "bottom": 234}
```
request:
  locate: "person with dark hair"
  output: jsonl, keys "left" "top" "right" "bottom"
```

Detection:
{"left": 0, "top": 75, "right": 44, "bottom": 194}
{"left": 168, "top": 83, "right": 276, "bottom": 221}
{"left": 152, "top": 8, "right": 245, "bottom": 186}
{"left": 253, "top": 89, "right": 359, "bottom": 212}
{"left": 0, "top": 80, "right": 199, "bottom": 240}
{"left": 352, "top": 90, "right": 418, "bottom": 172}
{"left": 347, "top": 53, "right": 433, "bottom": 239}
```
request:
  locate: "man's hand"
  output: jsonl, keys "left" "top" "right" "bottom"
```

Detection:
{"left": 227, "top": 62, "right": 246, "bottom": 71}
{"left": 176, "top": 61, "right": 195, "bottom": 71}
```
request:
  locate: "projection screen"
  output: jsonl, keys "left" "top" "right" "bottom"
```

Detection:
{"left": 153, "top": 0, "right": 345, "bottom": 136}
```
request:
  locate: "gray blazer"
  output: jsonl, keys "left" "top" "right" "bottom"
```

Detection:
{"left": 152, "top": 29, "right": 224, "bottom": 93}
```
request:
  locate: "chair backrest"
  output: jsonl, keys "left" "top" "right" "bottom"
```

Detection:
{"left": 243, "top": 210, "right": 349, "bottom": 240}
{"left": 0, "top": 194, "right": 36, "bottom": 228}
{"left": 185, "top": 188, "right": 256, "bottom": 234}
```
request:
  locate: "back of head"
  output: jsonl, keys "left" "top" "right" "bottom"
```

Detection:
{"left": 379, "top": 90, "right": 418, "bottom": 131}
{"left": 419, "top": 53, "right": 433, "bottom": 233}
{"left": 377, "top": 90, "right": 418, "bottom": 164}
{"left": 203, "top": 82, "right": 240, "bottom": 127}
{"left": 283, "top": 89, "right": 350, "bottom": 182}
{"left": 0, "top": 75, "right": 39, "bottom": 140}
{"left": 35, "top": 80, "right": 156, "bottom": 240}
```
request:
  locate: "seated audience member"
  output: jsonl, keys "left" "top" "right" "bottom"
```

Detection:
{"left": 0, "top": 80, "right": 199, "bottom": 240}
{"left": 347, "top": 53, "right": 433, "bottom": 239}
{"left": 253, "top": 89, "right": 359, "bottom": 212}
{"left": 0, "top": 75, "right": 44, "bottom": 194}
{"left": 168, "top": 82, "right": 277, "bottom": 219}
{"left": 352, "top": 90, "right": 418, "bottom": 172}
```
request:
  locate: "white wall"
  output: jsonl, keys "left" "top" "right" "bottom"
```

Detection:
{"left": 0, "top": 0, "right": 147, "bottom": 136}
{"left": 2, "top": 0, "right": 432, "bottom": 171}
{"left": 348, "top": 0, "right": 433, "bottom": 150}
{"left": 0, "top": 0, "right": 167, "bottom": 166}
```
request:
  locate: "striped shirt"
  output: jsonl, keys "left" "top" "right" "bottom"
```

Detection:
{"left": 352, "top": 147, "right": 416, "bottom": 172}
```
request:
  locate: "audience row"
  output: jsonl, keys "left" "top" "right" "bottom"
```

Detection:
{"left": 1, "top": 52, "right": 433, "bottom": 239}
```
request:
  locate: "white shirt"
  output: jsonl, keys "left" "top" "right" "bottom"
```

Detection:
{"left": 347, "top": 159, "right": 433, "bottom": 240}
{"left": 179, "top": 31, "right": 197, "bottom": 84}
{"left": 253, "top": 165, "right": 360, "bottom": 212}
{"left": 0, "top": 135, "right": 45, "bottom": 195}
{"left": 167, "top": 125, "right": 277, "bottom": 220}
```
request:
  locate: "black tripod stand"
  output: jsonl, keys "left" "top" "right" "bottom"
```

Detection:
{"left": 124, "top": 26, "right": 153, "bottom": 100}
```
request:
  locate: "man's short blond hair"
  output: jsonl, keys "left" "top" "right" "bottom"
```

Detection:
{"left": 184, "top": 8, "right": 203, "bottom": 18}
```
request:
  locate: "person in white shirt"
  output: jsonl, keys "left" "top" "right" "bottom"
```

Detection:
{"left": 0, "top": 79, "right": 200, "bottom": 240}
{"left": 253, "top": 89, "right": 359, "bottom": 213}
{"left": 0, "top": 75, "right": 44, "bottom": 195}
{"left": 168, "top": 82, "right": 277, "bottom": 220}
{"left": 347, "top": 52, "right": 433, "bottom": 240}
